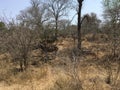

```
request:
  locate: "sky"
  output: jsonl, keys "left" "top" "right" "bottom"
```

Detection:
{"left": 82, "top": 0, "right": 103, "bottom": 17}
{"left": 0, "top": 0, "right": 103, "bottom": 24}
{"left": 71, "top": 0, "right": 103, "bottom": 24}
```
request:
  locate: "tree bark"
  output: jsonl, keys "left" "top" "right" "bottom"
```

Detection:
{"left": 77, "top": 0, "right": 84, "bottom": 50}
{"left": 20, "top": 60, "right": 23, "bottom": 72}
{"left": 24, "top": 58, "right": 28, "bottom": 70}
{"left": 55, "top": 17, "right": 58, "bottom": 40}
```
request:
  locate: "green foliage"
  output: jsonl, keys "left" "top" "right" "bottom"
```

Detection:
{"left": 103, "top": 0, "right": 120, "bottom": 9}
{"left": 0, "top": 22, "right": 5, "bottom": 27}
{"left": 0, "top": 22, "right": 6, "bottom": 30}
{"left": 102, "top": 0, "right": 120, "bottom": 21}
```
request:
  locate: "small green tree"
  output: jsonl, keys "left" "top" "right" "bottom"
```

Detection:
{"left": 0, "top": 21, "right": 6, "bottom": 30}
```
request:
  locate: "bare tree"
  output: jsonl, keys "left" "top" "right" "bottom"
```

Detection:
{"left": 81, "top": 13, "right": 101, "bottom": 40}
{"left": 6, "top": 26, "right": 33, "bottom": 71}
{"left": 17, "top": 0, "right": 49, "bottom": 30}
{"left": 46, "top": 0, "right": 71, "bottom": 39}
{"left": 77, "top": 0, "right": 84, "bottom": 50}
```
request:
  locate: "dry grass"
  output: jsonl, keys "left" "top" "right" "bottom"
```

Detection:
{"left": 0, "top": 35, "right": 120, "bottom": 90}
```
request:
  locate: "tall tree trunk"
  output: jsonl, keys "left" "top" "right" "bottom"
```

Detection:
{"left": 77, "top": 0, "right": 84, "bottom": 50}
{"left": 20, "top": 60, "right": 23, "bottom": 72}
{"left": 24, "top": 58, "right": 28, "bottom": 70}
{"left": 55, "top": 18, "right": 58, "bottom": 39}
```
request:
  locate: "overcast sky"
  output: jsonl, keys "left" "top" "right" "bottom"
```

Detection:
{"left": 0, "top": 0, "right": 103, "bottom": 24}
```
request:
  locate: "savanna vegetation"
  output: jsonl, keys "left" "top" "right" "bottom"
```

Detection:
{"left": 0, "top": 0, "right": 120, "bottom": 90}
